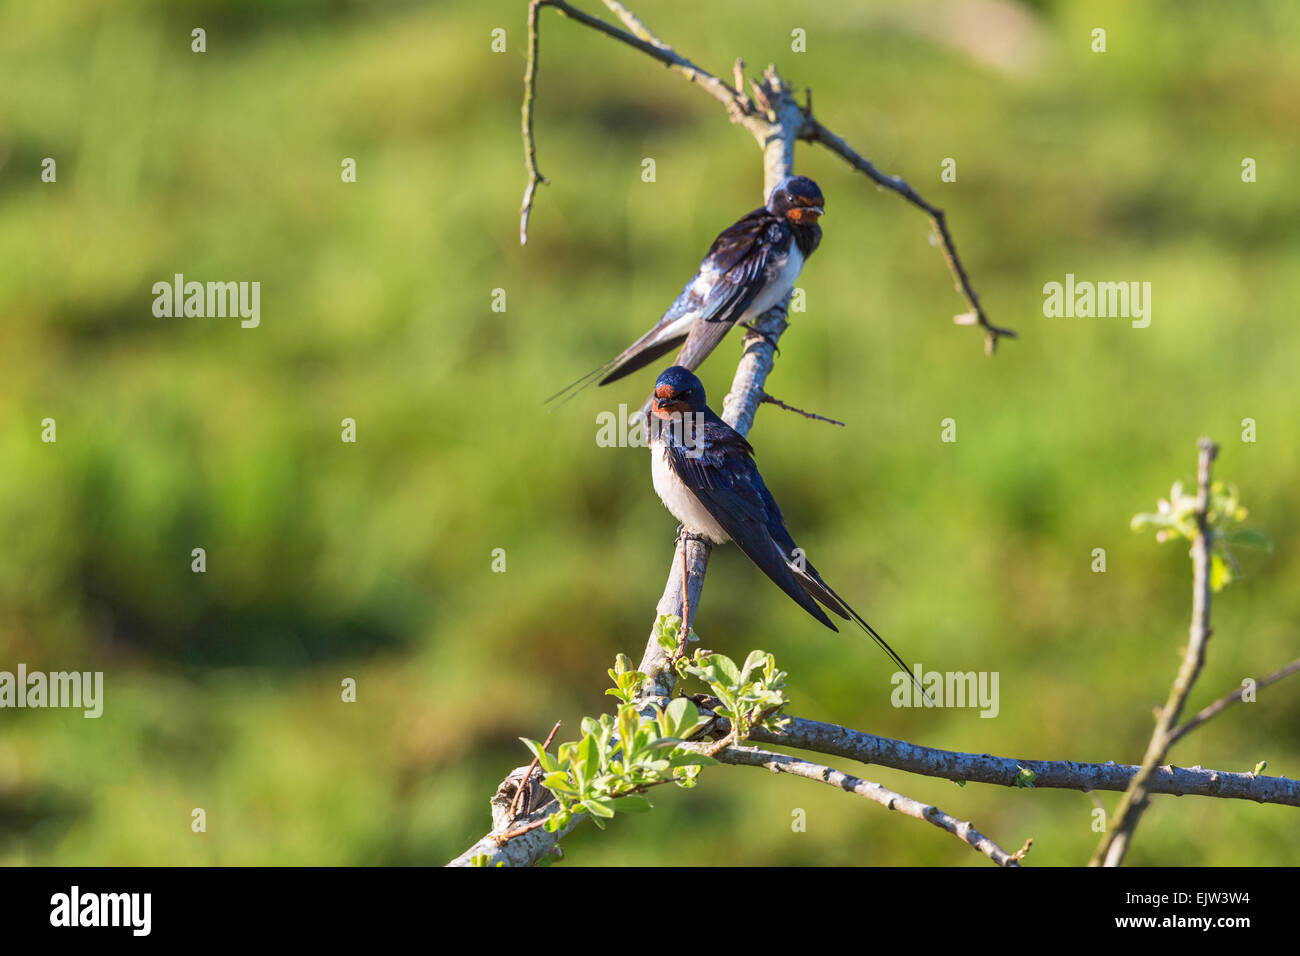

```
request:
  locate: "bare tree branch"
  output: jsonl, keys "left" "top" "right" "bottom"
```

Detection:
{"left": 694, "top": 743, "right": 1022, "bottom": 867}
{"left": 801, "top": 120, "right": 1017, "bottom": 355}
{"left": 519, "top": 3, "right": 1014, "bottom": 356}
{"left": 521, "top": 0, "right": 758, "bottom": 244}
{"left": 449, "top": 690, "right": 1300, "bottom": 866}
{"left": 1091, "top": 439, "right": 1220, "bottom": 867}
{"left": 740, "top": 714, "right": 1300, "bottom": 808}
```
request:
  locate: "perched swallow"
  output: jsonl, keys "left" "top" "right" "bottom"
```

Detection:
{"left": 648, "top": 366, "right": 921, "bottom": 689}
{"left": 548, "top": 176, "right": 824, "bottom": 405}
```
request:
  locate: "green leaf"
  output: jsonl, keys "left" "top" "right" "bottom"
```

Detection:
{"left": 673, "top": 764, "right": 703, "bottom": 788}
{"left": 1210, "top": 554, "right": 1231, "bottom": 592}
{"left": 571, "top": 734, "right": 598, "bottom": 791}
{"left": 542, "top": 771, "right": 578, "bottom": 795}
{"left": 520, "top": 737, "right": 546, "bottom": 762}
{"left": 655, "top": 615, "right": 682, "bottom": 654}
{"left": 582, "top": 797, "right": 617, "bottom": 819}
{"left": 711, "top": 654, "right": 741, "bottom": 686}
{"left": 665, "top": 697, "right": 700, "bottom": 738}
{"left": 618, "top": 705, "right": 641, "bottom": 764}
{"left": 611, "top": 794, "right": 653, "bottom": 813}
{"left": 740, "top": 650, "right": 770, "bottom": 683}
{"left": 1227, "top": 528, "right": 1272, "bottom": 551}
{"left": 714, "top": 691, "right": 740, "bottom": 723}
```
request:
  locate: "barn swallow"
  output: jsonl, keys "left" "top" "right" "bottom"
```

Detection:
{"left": 547, "top": 176, "right": 824, "bottom": 405}
{"left": 648, "top": 366, "right": 924, "bottom": 693}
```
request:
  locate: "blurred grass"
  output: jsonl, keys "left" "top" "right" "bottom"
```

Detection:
{"left": 0, "top": 0, "right": 1297, "bottom": 865}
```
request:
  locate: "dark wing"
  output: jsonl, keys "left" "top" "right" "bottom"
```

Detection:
{"left": 672, "top": 214, "right": 784, "bottom": 372}
{"left": 750, "top": 470, "right": 927, "bottom": 697}
{"left": 665, "top": 417, "right": 837, "bottom": 630}
{"left": 547, "top": 210, "right": 775, "bottom": 403}
{"left": 594, "top": 330, "right": 687, "bottom": 387}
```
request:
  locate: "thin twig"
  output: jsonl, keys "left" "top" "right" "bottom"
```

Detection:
{"left": 507, "top": 720, "right": 563, "bottom": 818}
{"left": 520, "top": 0, "right": 753, "bottom": 243}
{"left": 760, "top": 391, "right": 846, "bottom": 427}
{"left": 676, "top": 532, "right": 691, "bottom": 660}
{"left": 601, "top": 0, "right": 667, "bottom": 48}
{"left": 803, "top": 119, "right": 1017, "bottom": 355}
{"left": 704, "top": 728, "right": 738, "bottom": 759}
{"left": 520, "top": 0, "right": 551, "bottom": 245}
{"left": 699, "top": 744, "right": 1022, "bottom": 867}
{"left": 1167, "top": 657, "right": 1300, "bottom": 747}
{"left": 495, "top": 817, "right": 550, "bottom": 842}
{"left": 1091, "top": 439, "right": 1220, "bottom": 867}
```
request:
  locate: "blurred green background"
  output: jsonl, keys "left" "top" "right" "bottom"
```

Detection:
{"left": 1, "top": 0, "right": 1297, "bottom": 866}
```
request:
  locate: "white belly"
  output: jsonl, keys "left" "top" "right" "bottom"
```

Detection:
{"left": 651, "top": 444, "right": 730, "bottom": 544}
{"left": 741, "top": 245, "right": 804, "bottom": 322}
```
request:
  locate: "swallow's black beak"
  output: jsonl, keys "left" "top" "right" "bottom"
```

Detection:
{"left": 654, "top": 396, "right": 670, "bottom": 410}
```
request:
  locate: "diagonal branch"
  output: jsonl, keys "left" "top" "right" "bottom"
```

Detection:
{"left": 695, "top": 743, "right": 1022, "bottom": 866}
{"left": 761, "top": 390, "right": 846, "bottom": 427}
{"left": 802, "top": 120, "right": 1017, "bottom": 355}
{"left": 1091, "top": 439, "right": 1220, "bottom": 866}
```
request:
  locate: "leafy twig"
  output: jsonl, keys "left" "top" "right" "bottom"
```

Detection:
{"left": 1091, "top": 439, "right": 1219, "bottom": 867}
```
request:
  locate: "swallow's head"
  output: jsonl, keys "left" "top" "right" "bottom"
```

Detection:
{"left": 652, "top": 365, "right": 707, "bottom": 418}
{"left": 768, "top": 175, "right": 824, "bottom": 225}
